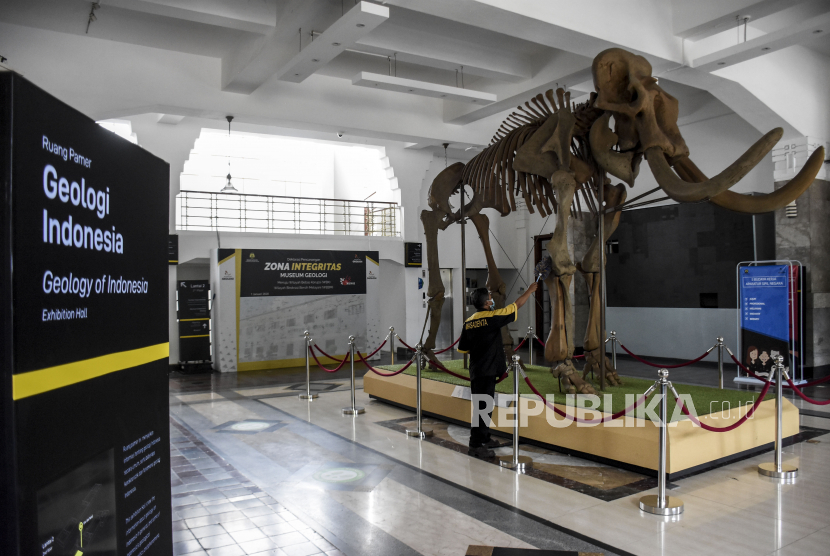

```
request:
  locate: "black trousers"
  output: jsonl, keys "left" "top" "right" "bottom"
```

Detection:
{"left": 469, "top": 375, "right": 497, "bottom": 447}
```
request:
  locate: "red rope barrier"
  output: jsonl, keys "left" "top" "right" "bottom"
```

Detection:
{"left": 513, "top": 338, "right": 527, "bottom": 352}
{"left": 364, "top": 339, "right": 388, "bottom": 359}
{"left": 309, "top": 347, "right": 350, "bottom": 373}
{"left": 434, "top": 336, "right": 461, "bottom": 354}
{"left": 785, "top": 377, "right": 830, "bottom": 405}
{"left": 523, "top": 374, "right": 650, "bottom": 424}
{"left": 312, "top": 344, "right": 345, "bottom": 363}
{"left": 619, "top": 344, "right": 712, "bottom": 368}
{"left": 357, "top": 351, "right": 414, "bottom": 377}
{"left": 396, "top": 336, "right": 416, "bottom": 351}
{"left": 674, "top": 380, "right": 771, "bottom": 432}
{"left": 536, "top": 338, "right": 546, "bottom": 348}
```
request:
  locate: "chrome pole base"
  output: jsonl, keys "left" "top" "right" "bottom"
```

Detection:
{"left": 639, "top": 495, "right": 684, "bottom": 516}
{"left": 758, "top": 462, "right": 798, "bottom": 479}
{"left": 341, "top": 407, "right": 365, "bottom": 415}
{"left": 298, "top": 393, "right": 319, "bottom": 400}
{"left": 498, "top": 455, "right": 532, "bottom": 470}
{"left": 405, "top": 428, "right": 433, "bottom": 438}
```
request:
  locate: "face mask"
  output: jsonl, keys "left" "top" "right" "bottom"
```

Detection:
{"left": 487, "top": 299, "right": 495, "bottom": 310}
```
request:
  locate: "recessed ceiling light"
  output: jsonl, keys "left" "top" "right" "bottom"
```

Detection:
{"left": 472, "top": 100, "right": 477, "bottom": 103}
{"left": 718, "top": 62, "right": 726, "bottom": 65}
{"left": 311, "top": 59, "right": 319, "bottom": 62}
{"left": 814, "top": 29, "right": 823, "bottom": 33}
{"left": 440, "top": 94, "right": 446, "bottom": 97}
{"left": 762, "top": 47, "right": 770, "bottom": 51}
{"left": 356, "top": 23, "right": 365, "bottom": 28}
{"left": 408, "top": 89, "right": 413, "bottom": 92}
{"left": 332, "top": 42, "right": 341, "bottom": 46}
{"left": 295, "top": 73, "right": 300, "bottom": 76}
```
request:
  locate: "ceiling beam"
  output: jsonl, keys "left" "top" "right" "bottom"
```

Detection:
{"left": 674, "top": 0, "right": 811, "bottom": 40}
{"left": 691, "top": 11, "right": 830, "bottom": 72}
{"left": 103, "top": 0, "right": 277, "bottom": 34}
{"left": 274, "top": 2, "right": 389, "bottom": 83}
{"left": 352, "top": 72, "right": 496, "bottom": 104}
{"left": 221, "top": 0, "right": 337, "bottom": 94}
{"left": 354, "top": 21, "right": 532, "bottom": 82}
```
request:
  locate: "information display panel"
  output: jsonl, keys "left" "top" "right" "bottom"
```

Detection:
{"left": 178, "top": 280, "right": 211, "bottom": 362}
{"left": 739, "top": 265, "right": 791, "bottom": 374}
{"left": 1, "top": 74, "right": 171, "bottom": 555}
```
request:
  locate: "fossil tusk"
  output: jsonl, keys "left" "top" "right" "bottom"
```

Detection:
{"left": 674, "top": 147, "right": 824, "bottom": 214}
{"left": 589, "top": 113, "right": 640, "bottom": 187}
{"left": 646, "top": 128, "right": 783, "bottom": 203}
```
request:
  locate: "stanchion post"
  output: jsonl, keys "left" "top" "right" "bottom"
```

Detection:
{"left": 406, "top": 343, "right": 433, "bottom": 438}
{"left": 610, "top": 330, "right": 617, "bottom": 372}
{"left": 758, "top": 356, "right": 798, "bottom": 479}
{"left": 499, "top": 355, "right": 533, "bottom": 470}
{"left": 716, "top": 336, "right": 724, "bottom": 390}
{"left": 299, "top": 331, "right": 319, "bottom": 400}
{"left": 527, "top": 326, "right": 534, "bottom": 367}
{"left": 342, "top": 335, "right": 365, "bottom": 416}
{"left": 639, "top": 368, "right": 683, "bottom": 516}
{"left": 389, "top": 326, "right": 395, "bottom": 365}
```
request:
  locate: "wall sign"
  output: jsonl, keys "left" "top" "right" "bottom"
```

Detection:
{"left": 1, "top": 74, "right": 171, "bottom": 555}
{"left": 404, "top": 242, "right": 422, "bottom": 267}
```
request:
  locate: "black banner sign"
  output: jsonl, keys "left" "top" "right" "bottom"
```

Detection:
{"left": 405, "top": 242, "right": 422, "bottom": 267}
{"left": 1, "top": 74, "right": 171, "bottom": 556}
{"left": 168, "top": 234, "right": 178, "bottom": 265}
{"left": 239, "top": 249, "right": 375, "bottom": 297}
{"left": 178, "top": 280, "right": 210, "bottom": 362}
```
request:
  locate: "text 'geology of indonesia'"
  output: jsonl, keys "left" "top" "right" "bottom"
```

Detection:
{"left": 39, "top": 136, "right": 149, "bottom": 319}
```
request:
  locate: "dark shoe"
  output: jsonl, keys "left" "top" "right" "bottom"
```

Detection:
{"left": 483, "top": 437, "right": 506, "bottom": 449}
{"left": 467, "top": 446, "right": 496, "bottom": 459}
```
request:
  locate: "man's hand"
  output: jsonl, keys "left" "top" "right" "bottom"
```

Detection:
{"left": 515, "top": 282, "right": 538, "bottom": 309}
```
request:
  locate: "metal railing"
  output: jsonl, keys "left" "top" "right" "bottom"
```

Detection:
{"left": 176, "top": 190, "right": 400, "bottom": 237}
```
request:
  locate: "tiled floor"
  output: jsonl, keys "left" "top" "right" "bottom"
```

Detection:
{"left": 170, "top": 420, "right": 342, "bottom": 556}
{"left": 168, "top": 359, "right": 830, "bottom": 556}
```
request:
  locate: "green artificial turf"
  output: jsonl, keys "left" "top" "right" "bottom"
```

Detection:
{"left": 374, "top": 358, "right": 773, "bottom": 422}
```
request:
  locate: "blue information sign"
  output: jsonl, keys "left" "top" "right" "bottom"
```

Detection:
{"left": 739, "top": 265, "right": 790, "bottom": 373}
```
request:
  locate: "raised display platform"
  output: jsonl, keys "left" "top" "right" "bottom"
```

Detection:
{"left": 364, "top": 370, "right": 799, "bottom": 479}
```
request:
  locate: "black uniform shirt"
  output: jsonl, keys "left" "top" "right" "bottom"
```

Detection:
{"left": 457, "top": 303, "right": 518, "bottom": 378}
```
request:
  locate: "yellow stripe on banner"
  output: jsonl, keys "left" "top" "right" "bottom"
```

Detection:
{"left": 366, "top": 256, "right": 378, "bottom": 266}
{"left": 180, "top": 318, "right": 210, "bottom": 322}
{"left": 12, "top": 343, "right": 169, "bottom": 400}
{"left": 180, "top": 334, "right": 210, "bottom": 339}
{"left": 219, "top": 252, "right": 236, "bottom": 265}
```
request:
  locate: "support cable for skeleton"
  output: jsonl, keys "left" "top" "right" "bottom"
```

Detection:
{"left": 519, "top": 363, "right": 654, "bottom": 424}
{"left": 619, "top": 343, "right": 714, "bottom": 368}
{"left": 505, "top": 213, "right": 552, "bottom": 301}
{"left": 488, "top": 228, "right": 548, "bottom": 315}
{"left": 671, "top": 381, "right": 771, "bottom": 432}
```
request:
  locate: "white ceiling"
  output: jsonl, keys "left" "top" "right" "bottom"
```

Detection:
{"left": 0, "top": 0, "right": 827, "bottom": 148}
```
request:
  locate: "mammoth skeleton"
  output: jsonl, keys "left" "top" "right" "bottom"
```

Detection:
{"left": 421, "top": 48, "right": 824, "bottom": 394}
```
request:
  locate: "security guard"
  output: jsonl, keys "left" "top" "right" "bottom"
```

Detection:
{"left": 458, "top": 283, "right": 537, "bottom": 458}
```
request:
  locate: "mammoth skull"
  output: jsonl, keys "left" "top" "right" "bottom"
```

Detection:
{"left": 588, "top": 48, "right": 824, "bottom": 212}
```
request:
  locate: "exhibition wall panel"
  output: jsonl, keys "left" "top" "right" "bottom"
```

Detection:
{"left": 0, "top": 74, "right": 171, "bottom": 555}
{"left": 211, "top": 248, "right": 381, "bottom": 372}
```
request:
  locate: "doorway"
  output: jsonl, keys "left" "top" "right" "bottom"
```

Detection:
{"left": 436, "top": 268, "right": 454, "bottom": 353}
{"left": 534, "top": 235, "right": 552, "bottom": 351}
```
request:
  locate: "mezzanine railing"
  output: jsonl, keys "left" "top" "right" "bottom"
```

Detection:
{"left": 176, "top": 190, "right": 400, "bottom": 237}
